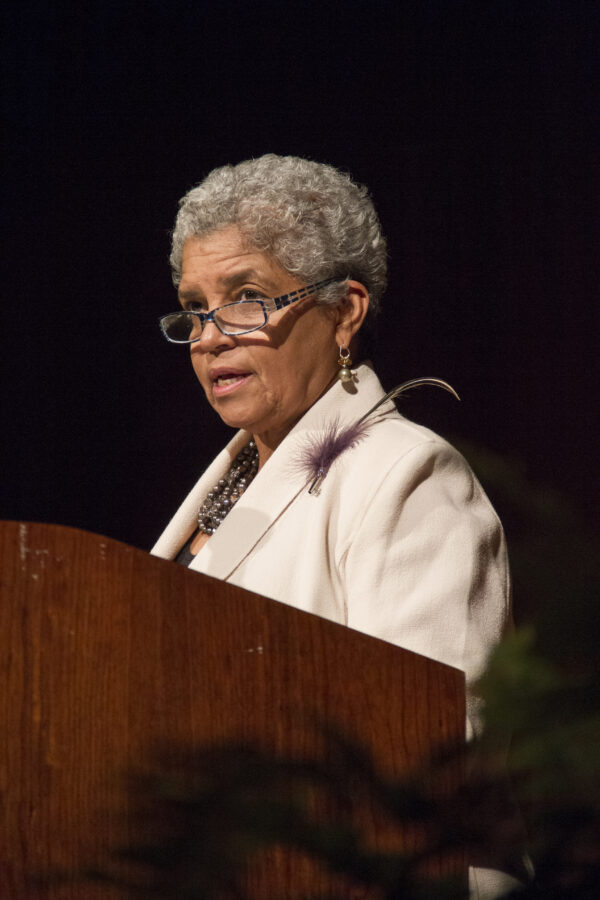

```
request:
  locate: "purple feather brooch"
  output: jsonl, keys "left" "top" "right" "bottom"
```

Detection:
{"left": 298, "top": 377, "right": 460, "bottom": 495}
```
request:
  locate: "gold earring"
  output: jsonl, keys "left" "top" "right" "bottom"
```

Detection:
{"left": 337, "top": 346, "right": 353, "bottom": 382}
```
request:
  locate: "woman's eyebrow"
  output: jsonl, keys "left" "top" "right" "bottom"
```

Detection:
{"left": 219, "top": 268, "right": 262, "bottom": 289}
{"left": 177, "top": 288, "right": 206, "bottom": 308}
{"left": 178, "top": 270, "right": 259, "bottom": 297}
{"left": 177, "top": 269, "right": 277, "bottom": 308}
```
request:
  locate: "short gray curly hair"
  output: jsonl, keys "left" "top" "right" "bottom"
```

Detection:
{"left": 170, "top": 154, "right": 387, "bottom": 317}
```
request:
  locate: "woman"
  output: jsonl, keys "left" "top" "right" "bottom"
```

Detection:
{"left": 152, "top": 155, "right": 519, "bottom": 897}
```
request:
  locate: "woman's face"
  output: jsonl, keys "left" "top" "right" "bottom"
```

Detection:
{"left": 178, "top": 226, "right": 340, "bottom": 453}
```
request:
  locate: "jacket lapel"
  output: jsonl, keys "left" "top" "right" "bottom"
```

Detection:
{"left": 152, "top": 364, "right": 390, "bottom": 578}
{"left": 150, "top": 429, "right": 250, "bottom": 561}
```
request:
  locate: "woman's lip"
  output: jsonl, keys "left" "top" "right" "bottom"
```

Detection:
{"left": 212, "top": 373, "right": 253, "bottom": 396}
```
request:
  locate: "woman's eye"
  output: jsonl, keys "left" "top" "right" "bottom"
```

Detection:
{"left": 186, "top": 301, "right": 206, "bottom": 312}
{"left": 239, "top": 289, "right": 265, "bottom": 302}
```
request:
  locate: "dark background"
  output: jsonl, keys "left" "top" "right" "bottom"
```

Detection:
{"left": 3, "top": 0, "right": 599, "bottom": 553}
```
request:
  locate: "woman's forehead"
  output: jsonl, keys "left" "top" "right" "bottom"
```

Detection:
{"left": 180, "top": 229, "right": 293, "bottom": 289}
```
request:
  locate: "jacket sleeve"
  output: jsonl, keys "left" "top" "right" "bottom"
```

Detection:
{"left": 339, "top": 438, "right": 511, "bottom": 737}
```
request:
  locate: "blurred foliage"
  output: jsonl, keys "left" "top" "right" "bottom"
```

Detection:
{"left": 453, "top": 442, "right": 600, "bottom": 896}
{"left": 66, "top": 450, "right": 599, "bottom": 897}
{"left": 82, "top": 735, "right": 471, "bottom": 899}
{"left": 479, "top": 630, "right": 600, "bottom": 897}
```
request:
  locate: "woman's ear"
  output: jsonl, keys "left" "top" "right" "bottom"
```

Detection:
{"left": 335, "top": 280, "right": 370, "bottom": 349}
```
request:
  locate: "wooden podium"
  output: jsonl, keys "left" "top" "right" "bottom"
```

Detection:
{"left": 0, "top": 521, "right": 465, "bottom": 898}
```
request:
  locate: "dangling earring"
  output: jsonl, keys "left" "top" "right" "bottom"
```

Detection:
{"left": 337, "top": 346, "right": 353, "bottom": 382}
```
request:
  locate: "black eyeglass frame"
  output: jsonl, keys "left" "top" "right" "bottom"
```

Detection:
{"left": 159, "top": 277, "right": 340, "bottom": 343}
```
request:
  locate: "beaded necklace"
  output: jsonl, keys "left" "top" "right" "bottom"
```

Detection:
{"left": 197, "top": 440, "right": 259, "bottom": 535}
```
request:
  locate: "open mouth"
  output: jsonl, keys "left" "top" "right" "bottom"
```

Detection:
{"left": 211, "top": 372, "right": 252, "bottom": 395}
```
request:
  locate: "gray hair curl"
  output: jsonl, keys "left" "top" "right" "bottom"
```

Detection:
{"left": 170, "top": 154, "right": 387, "bottom": 317}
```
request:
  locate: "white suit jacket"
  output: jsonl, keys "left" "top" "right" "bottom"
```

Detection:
{"left": 152, "top": 363, "right": 511, "bottom": 742}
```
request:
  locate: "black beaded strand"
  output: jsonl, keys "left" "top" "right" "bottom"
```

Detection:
{"left": 197, "top": 440, "right": 259, "bottom": 535}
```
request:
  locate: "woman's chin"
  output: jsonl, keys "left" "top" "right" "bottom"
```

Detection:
{"left": 209, "top": 399, "right": 262, "bottom": 433}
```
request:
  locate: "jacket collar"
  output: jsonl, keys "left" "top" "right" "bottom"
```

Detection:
{"left": 152, "top": 363, "right": 388, "bottom": 579}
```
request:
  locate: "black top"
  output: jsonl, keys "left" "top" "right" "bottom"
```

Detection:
{"left": 175, "top": 533, "right": 196, "bottom": 567}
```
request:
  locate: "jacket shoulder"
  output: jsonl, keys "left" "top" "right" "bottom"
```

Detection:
{"left": 324, "top": 411, "right": 496, "bottom": 526}
{"left": 346, "top": 411, "right": 466, "bottom": 473}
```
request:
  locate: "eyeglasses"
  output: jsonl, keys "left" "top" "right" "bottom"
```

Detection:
{"left": 159, "top": 277, "right": 339, "bottom": 343}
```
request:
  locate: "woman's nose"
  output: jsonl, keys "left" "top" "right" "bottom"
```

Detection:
{"left": 194, "top": 320, "right": 237, "bottom": 353}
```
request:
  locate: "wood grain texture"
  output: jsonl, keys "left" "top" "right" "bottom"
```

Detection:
{"left": 0, "top": 521, "right": 466, "bottom": 898}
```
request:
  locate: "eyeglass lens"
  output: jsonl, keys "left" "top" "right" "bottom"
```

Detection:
{"left": 216, "top": 301, "right": 267, "bottom": 333}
